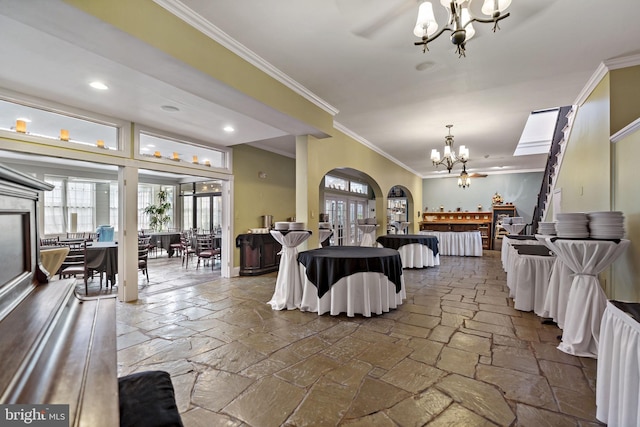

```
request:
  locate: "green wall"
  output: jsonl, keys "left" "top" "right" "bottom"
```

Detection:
{"left": 232, "top": 145, "right": 296, "bottom": 266}
{"left": 423, "top": 172, "right": 543, "bottom": 225}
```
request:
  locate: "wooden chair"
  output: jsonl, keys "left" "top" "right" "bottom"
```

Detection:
{"left": 195, "top": 234, "right": 220, "bottom": 270}
{"left": 138, "top": 240, "right": 149, "bottom": 281}
{"left": 59, "top": 241, "right": 89, "bottom": 293}
{"left": 169, "top": 232, "right": 184, "bottom": 258}
{"left": 66, "top": 232, "right": 86, "bottom": 240}
{"left": 181, "top": 235, "right": 196, "bottom": 268}
{"left": 40, "top": 236, "right": 59, "bottom": 247}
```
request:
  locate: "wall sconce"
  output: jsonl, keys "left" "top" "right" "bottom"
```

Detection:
{"left": 59, "top": 129, "right": 70, "bottom": 141}
{"left": 204, "top": 160, "right": 211, "bottom": 167}
{"left": 172, "top": 152, "right": 179, "bottom": 160}
{"left": 258, "top": 171, "right": 267, "bottom": 179}
{"left": 154, "top": 151, "right": 161, "bottom": 158}
{"left": 192, "top": 155, "right": 198, "bottom": 164}
{"left": 96, "top": 139, "right": 105, "bottom": 148}
{"left": 15, "top": 120, "right": 26, "bottom": 133}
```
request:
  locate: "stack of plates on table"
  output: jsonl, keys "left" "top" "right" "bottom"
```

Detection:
{"left": 555, "top": 212, "right": 589, "bottom": 238}
{"left": 318, "top": 222, "right": 331, "bottom": 229}
{"left": 365, "top": 218, "right": 377, "bottom": 225}
{"left": 356, "top": 219, "right": 367, "bottom": 225}
{"left": 537, "top": 222, "right": 557, "bottom": 235}
{"left": 288, "top": 222, "right": 305, "bottom": 230}
{"left": 588, "top": 211, "right": 625, "bottom": 239}
{"left": 274, "top": 221, "right": 290, "bottom": 231}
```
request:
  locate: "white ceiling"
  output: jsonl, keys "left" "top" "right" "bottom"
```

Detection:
{"left": 1, "top": 0, "right": 639, "bottom": 178}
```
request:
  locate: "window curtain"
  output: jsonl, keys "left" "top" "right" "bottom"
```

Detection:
{"left": 44, "top": 177, "right": 65, "bottom": 235}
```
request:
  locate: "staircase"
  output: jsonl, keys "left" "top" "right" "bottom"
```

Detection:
{"left": 531, "top": 105, "right": 575, "bottom": 234}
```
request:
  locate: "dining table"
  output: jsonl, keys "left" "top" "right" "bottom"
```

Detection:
{"left": 86, "top": 241, "right": 118, "bottom": 287}
{"left": 376, "top": 234, "right": 439, "bottom": 268}
{"left": 298, "top": 246, "right": 405, "bottom": 317}
{"left": 506, "top": 244, "right": 556, "bottom": 315}
{"left": 419, "top": 230, "right": 482, "bottom": 256}
{"left": 544, "top": 237, "right": 630, "bottom": 358}
{"left": 501, "top": 235, "right": 541, "bottom": 272}
{"left": 267, "top": 230, "right": 312, "bottom": 310}
{"left": 596, "top": 300, "right": 640, "bottom": 426}
{"left": 149, "top": 232, "right": 182, "bottom": 257}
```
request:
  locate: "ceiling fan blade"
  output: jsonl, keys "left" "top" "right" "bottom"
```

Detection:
{"left": 469, "top": 173, "right": 488, "bottom": 178}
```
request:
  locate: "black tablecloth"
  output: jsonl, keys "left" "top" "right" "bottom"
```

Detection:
{"left": 86, "top": 242, "right": 118, "bottom": 284}
{"left": 513, "top": 244, "right": 554, "bottom": 256}
{"left": 376, "top": 234, "right": 439, "bottom": 257}
{"left": 149, "top": 232, "right": 182, "bottom": 257}
{"left": 505, "top": 235, "right": 537, "bottom": 241}
{"left": 610, "top": 300, "right": 640, "bottom": 323}
{"left": 297, "top": 246, "right": 403, "bottom": 298}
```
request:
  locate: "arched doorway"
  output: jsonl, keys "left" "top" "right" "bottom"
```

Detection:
{"left": 387, "top": 185, "right": 415, "bottom": 234}
{"left": 320, "top": 168, "right": 382, "bottom": 246}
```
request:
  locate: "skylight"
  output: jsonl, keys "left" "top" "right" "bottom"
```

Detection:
{"left": 513, "top": 108, "right": 559, "bottom": 156}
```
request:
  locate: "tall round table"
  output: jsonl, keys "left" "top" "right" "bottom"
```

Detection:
{"left": 357, "top": 224, "right": 378, "bottom": 247}
{"left": 267, "top": 230, "right": 312, "bottom": 310}
{"left": 376, "top": 234, "right": 439, "bottom": 268}
{"left": 544, "top": 237, "right": 630, "bottom": 358}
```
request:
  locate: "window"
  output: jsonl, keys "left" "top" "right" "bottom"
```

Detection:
{"left": 138, "top": 184, "right": 174, "bottom": 231}
{"left": 43, "top": 176, "right": 96, "bottom": 234}
{"left": 109, "top": 182, "right": 118, "bottom": 228}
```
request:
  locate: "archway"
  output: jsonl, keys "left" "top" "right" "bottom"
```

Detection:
{"left": 319, "top": 168, "right": 382, "bottom": 246}
{"left": 386, "top": 185, "right": 415, "bottom": 234}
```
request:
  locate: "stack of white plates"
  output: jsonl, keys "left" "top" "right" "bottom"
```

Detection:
{"left": 537, "top": 222, "right": 556, "bottom": 235}
{"left": 274, "top": 222, "right": 289, "bottom": 230}
{"left": 356, "top": 219, "right": 367, "bottom": 225}
{"left": 511, "top": 217, "right": 525, "bottom": 224}
{"left": 289, "top": 222, "right": 305, "bottom": 230}
{"left": 588, "top": 211, "right": 625, "bottom": 239}
{"left": 365, "top": 218, "right": 377, "bottom": 225}
{"left": 555, "top": 212, "right": 589, "bottom": 238}
{"left": 318, "top": 222, "right": 331, "bottom": 229}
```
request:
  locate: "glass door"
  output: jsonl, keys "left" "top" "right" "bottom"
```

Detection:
{"left": 325, "top": 196, "right": 367, "bottom": 245}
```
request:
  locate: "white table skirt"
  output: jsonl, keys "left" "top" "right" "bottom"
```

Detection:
{"left": 268, "top": 230, "right": 312, "bottom": 310}
{"left": 509, "top": 253, "right": 555, "bottom": 314}
{"left": 299, "top": 267, "right": 406, "bottom": 317}
{"left": 358, "top": 225, "right": 378, "bottom": 247}
{"left": 501, "top": 237, "right": 542, "bottom": 272}
{"left": 545, "top": 238, "right": 630, "bottom": 358}
{"left": 318, "top": 229, "right": 332, "bottom": 247}
{"left": 396, "top": 243, "right": 440, "bottom": 268}
{"left": 540, "top": 259, "right": 573, "bottom": 329}
{"left": 419, "top": 231, "right": 482, "bottom": 256}
{"left": 597, "top": 301, "right": 640, "bottom": 426}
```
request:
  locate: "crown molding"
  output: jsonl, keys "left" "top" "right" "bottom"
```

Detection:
{"left": 333, "top": 122, "right": 422, "bottom": 177}
{"left": 574, "top": 54, "right": 640, "bottom": 107}
{"left": 611, "top": 117, "right": 640, "bottom": 143}
{"left": 153, "top": 0, "right": 339, "bottom": 117}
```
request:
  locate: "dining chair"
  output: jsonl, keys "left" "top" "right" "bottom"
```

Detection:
{"left": 138, "top": 240, "right": 149, "bottom": 281}
{"left": 66, "top": 232, "right": 86, "bottom": 240}
{"left": 40, "top": 236, "right": 59, "bottom": 247}
{"left": 181, "top": 235, "right": 197, "bottom": 268}
{"left": 195, "top": 234, "right": 220, "bottom": 270}
{"left": 59, "top": 241, "right": 90, "bottom": 294}
{"left": 169, "top": 232, "right": 184, "bottom": 258}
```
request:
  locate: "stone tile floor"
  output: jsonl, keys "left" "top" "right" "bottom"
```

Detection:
{"left": 115, "top": 251, "right": 605, "bottom": 426}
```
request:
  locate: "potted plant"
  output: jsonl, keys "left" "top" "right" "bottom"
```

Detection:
{"left": 144, "top": 190, "right": 171, "bottom": 232}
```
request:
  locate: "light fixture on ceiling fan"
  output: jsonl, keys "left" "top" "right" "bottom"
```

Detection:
{"left": 413, "top": 0, "right": 511, "bottom": 57}
{"left": 431, "top": 124, "right": 469, "bottom": 172}
{"left": 458, "top": 163, "right": 471, "bottom": 188}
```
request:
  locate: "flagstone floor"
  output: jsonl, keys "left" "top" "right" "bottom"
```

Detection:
{"left": 114, "top": 250, "right": 604, "bottom": 426}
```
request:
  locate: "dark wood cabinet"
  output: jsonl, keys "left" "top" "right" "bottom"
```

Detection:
{"left": 236, "top": 233, "right": 282, "bottom": 276}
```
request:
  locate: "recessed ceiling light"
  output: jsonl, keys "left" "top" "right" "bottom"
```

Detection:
{"left": 146, "top": 144, "right": 155, "bottom": 148}
{"left": 89, "top": 81, "right": 108, "bottom": 90}
{"left": 161, "top": 105, "right": 180, "bottom": 112}
{"left": 223, "top": 125, "right": 235, "bottom": 133}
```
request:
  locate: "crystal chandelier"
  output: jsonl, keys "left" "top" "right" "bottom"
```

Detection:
{"left": 430, "top": 125, "right": 469, "bottom": 172}
{"left": 458, "top": 164, "right": 471, "bottom": 188}
{"left": 413, "top": 0, "right": 511, "bottom": 57}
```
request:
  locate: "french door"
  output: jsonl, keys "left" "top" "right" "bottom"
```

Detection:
{"left": 325, "top": 195, "right": 367, "bottom": 245}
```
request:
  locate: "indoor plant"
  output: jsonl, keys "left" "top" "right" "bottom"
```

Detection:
{"left": 144, "top": 190, "right": 171, "bottom": 232}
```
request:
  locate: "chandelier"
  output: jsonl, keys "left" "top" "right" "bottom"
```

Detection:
{"left": 458, "top": 163, "right": 471, "bottom": 188}
{"left": 413, "top": 0, "right": 511, "bottom": 57}
{"left": 430, "top": 125, "right": 469, "bottom": 172}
